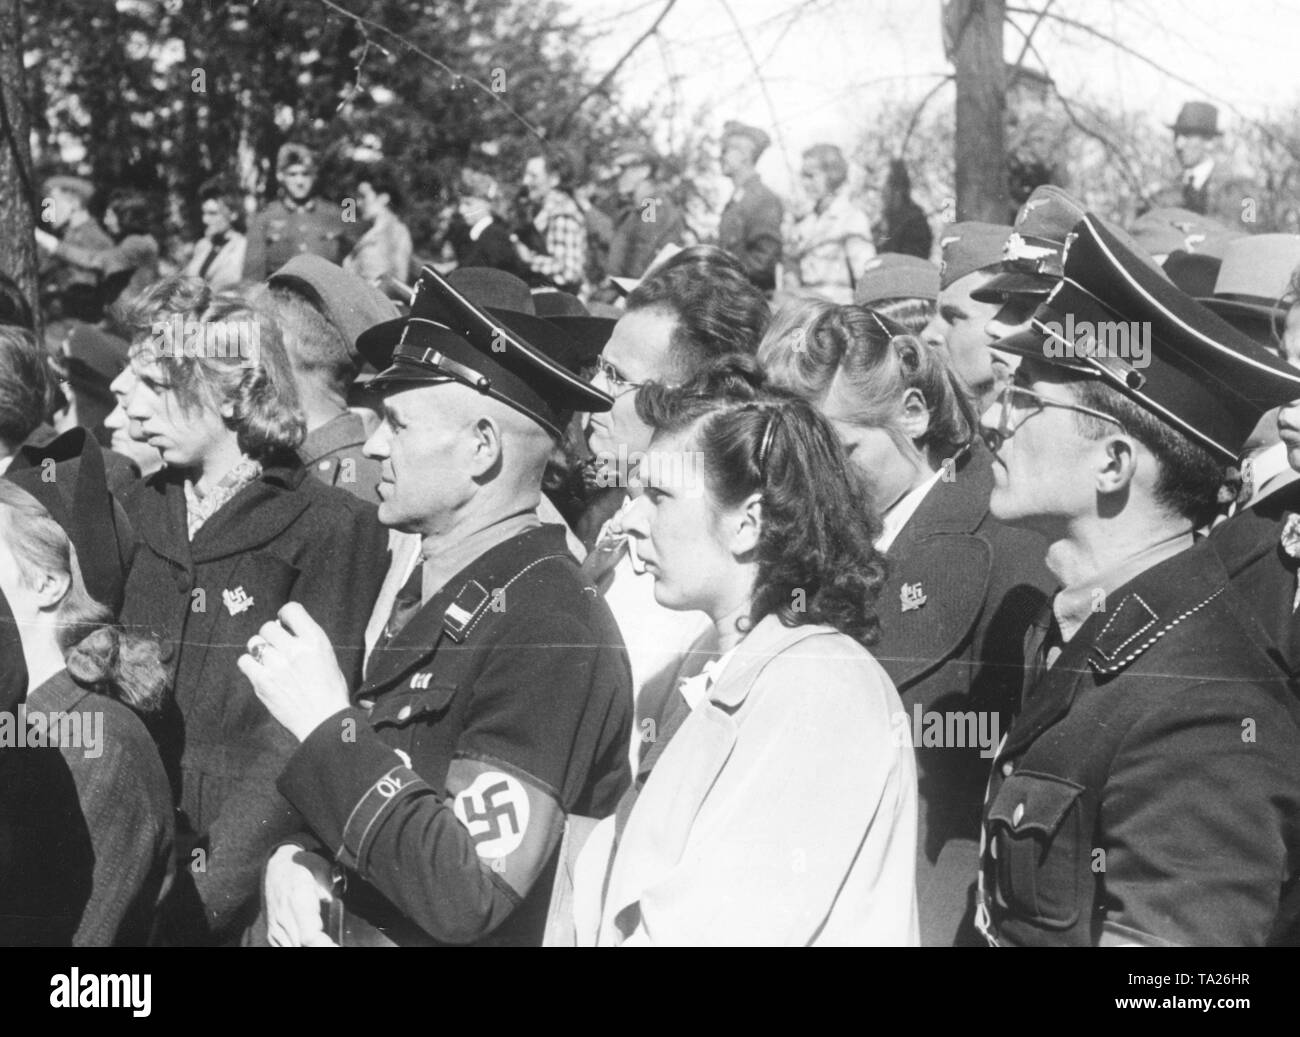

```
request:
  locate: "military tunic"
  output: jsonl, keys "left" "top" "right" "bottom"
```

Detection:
{"left": 978, "top": 541, "right": 1300, "bottom": 946}
{"left": 242, "top": 197, "right": 349, "bottom": 282}
{"left": 277, "top": 524, "right": 633, "bottom": 946}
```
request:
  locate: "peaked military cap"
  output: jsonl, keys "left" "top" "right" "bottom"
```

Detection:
{"left": 722, "top": 120, "right": 771, "bottom": 158}
{"left": 358, "top": 266, "right": 613, "bottom": 438}
{"left": 937, "top": 222, "right": 1014, "bottom": 289}
{"left": 1130, "top": 206, "right": 1241, "bottom": 261}
{"left": 972, "top": 186, "right": 1087, "bottom": 303}
{"left": 993, "top": 213, "right": 1300, "bottom": 464}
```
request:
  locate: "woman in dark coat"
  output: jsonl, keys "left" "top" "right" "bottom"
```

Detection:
{"left": 0, "top": 477, "right": 173, "bottom": 946}
{"left": 764, "top": 304, "right": 1053, "bottom": 947}
{"left": 113, "top": 277, "right": 389, "bottom": 944}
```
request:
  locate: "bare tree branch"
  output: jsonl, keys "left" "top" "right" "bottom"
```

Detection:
{"left": 557, "top": 0, "right": 678, "bottom": 134}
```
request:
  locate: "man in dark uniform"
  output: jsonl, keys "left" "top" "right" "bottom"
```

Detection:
{"left": 975, "top": 213, "right": 1300, "bottom": 947}
{"left": 240, "top": 267, "right": 633, "bottom": 947}
{"left": 242, "top": 144, "right": 349, "bottom": 281}
{"left": 256, "top": 255, "right": 397, "bottom": 501}
{"left": 716, "top": 121, "right": 783, "bottom": 292}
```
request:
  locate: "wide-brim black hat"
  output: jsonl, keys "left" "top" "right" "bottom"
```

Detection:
{"left": 4, "top": 427, "right": 135, "bottom": 615}
{"left": 993, "top": 213, "right": 1300, "bottom": 464}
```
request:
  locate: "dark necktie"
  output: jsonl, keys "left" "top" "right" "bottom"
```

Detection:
{"left": 376, "top": 563, "right": 423, "bottom": 650}
{"left": 1022, "top": 601, "right": 1063, "bottom": 699}
{"left": 198, "top": 234, "right": 227, "bottom": 279}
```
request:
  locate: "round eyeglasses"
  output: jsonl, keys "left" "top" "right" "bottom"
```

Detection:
{"left": 980, "top": 384, "right": 1128, "bottom": 454}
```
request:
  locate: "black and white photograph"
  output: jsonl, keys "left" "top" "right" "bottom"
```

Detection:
{"left": 0, "top": 0, "right": 1296, "bottom": 1010}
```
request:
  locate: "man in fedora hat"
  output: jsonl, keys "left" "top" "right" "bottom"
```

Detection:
{"left": 242, "top": 266, "right": 632, "bottom": 946}
{"left": 717, "top": 121, "right": 783, "bottom": 292}
{"left": 976, "top": 213, "right": 1300, "bottom": 946}
{"left": 1149, "top": 102, "right": 1256, "bottom": 230}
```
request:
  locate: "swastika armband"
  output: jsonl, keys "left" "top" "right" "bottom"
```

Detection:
{"left": 338, "top": 761, "right": 430, "bottom": 869}
{"left": 446, "top": 757, "right": 565, "bottom": 899}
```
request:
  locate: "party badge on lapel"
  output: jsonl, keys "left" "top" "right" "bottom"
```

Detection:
{"left": 900, "top": 582, "right": 927, "bottom": 612}
{"left": 222, "top": 586, "right": 255, "bottom": 616}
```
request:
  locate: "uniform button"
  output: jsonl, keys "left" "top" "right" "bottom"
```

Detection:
{"left": 318, "top": 460, "right": 331, "bottom": 470}
{"left": 357, "top": 697, "right": 374, "bottom": 711}
{"left": 397, "top": 704, "right": 412, "bottom": 721}
{"left": 1001, "top": 762, "right": 1014, "bottom": 777}
{"left": 1012, "top": 803, "right": 1025, "bottom": 826}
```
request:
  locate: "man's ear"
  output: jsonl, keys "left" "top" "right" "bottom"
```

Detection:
{"left": 729, "top": 491, "right": 763, "bottom": 558}
{"left": 898, "top": 387, "right": 932, "bottom": 442}
{"left": 467, "top": 416, "right": 504, "bottom": 479}
{"left": 1094, "top": 434, "right": 1140, "bottom": 496}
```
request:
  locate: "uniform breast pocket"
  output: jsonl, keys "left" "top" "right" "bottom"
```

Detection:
{"left": 369, "top": 680, "right": 459, "bottom": 770}
{"left": 988, "top": 770, "right": 1086, "bottom": 929}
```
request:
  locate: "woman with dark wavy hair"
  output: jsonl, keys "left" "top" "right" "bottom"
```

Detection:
{"left": 557, "top": 362, "right": 919, "bottom": 945}
{"left": 111, "top": 275, "right": 389, "bottom": 945}
{"left": 767, "top": 304, "right": 1053, "bottom": 947}
{"left": 0, "top": 480, "right": 174, "bottom": 945}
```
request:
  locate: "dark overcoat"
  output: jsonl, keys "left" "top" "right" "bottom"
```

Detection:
{"left": 118, "top": 461, "right": 388, "bottom": 943}
{"left": 872, "top": 442, "right": 1054, "bottom": 946}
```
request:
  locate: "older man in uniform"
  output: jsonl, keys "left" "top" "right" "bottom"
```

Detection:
{"left": 716, "top": 121, "right": 783, "bottom": 293}
{"left": 239, "top": 267, "right": 632, "bottom": 947}
{"left": 976, "top": 213, "right": 1300, "bottom": 947}
{"left": 242, "top": 144, "right": 349, "bottom": 281}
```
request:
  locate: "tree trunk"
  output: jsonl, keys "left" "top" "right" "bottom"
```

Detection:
{"left": 948, "top": 0, "right": 1008, "bottom": 223}
{"left": 0, "top": 0, "right": 39, "bottom": 330}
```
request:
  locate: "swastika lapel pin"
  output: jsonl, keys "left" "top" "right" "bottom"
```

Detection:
{"left": 222, "top": 586, "right": 254, "bottom": 616}
{"left": 900, "top": 582, "right": 927, "bottom": 612}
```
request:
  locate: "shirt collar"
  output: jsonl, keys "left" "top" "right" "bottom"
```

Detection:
{"left": 419, "top": 508, "right": 541, "bottom": 602}
{"left": 1184, "top": 158, "right": 1215, "bottom": 190}
{"left": 468, "top": 215, "right": 493, "bottom": 241}
{"left": 876, "top": 469, "right": 944, "bottom": 552}
{"left": 1052, "top": 530, "right": 1194, "bottom": 643}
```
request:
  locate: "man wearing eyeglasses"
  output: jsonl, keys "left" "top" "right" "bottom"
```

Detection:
{"left": 583, "top": 246, "right": 768, "bottom": 770}
{"left": 975, "top": 213, "right": 1300, "bottom": 947}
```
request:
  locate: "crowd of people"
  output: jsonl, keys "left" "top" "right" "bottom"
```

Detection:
{"left": 4, "top": 95, "right": 1300, "bottom": 948}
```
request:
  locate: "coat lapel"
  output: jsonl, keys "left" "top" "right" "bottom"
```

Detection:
{"left": 875, "top": 446, "right": 995, "bottom": 691}
{"left": 189, "top": 466, "right": 312, "bottom": 563}
{"left": 132, "top": 471, "right": 193, "bottom": 570}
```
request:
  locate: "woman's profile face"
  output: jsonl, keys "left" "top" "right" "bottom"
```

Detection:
{"left": 121, "top": 348, "right": 232, "bottom": 471}
{"left": 622, "top": 431, "right": 737, "bottom": 615}
{"left": 820, "top": 379, "right": 930, "bottom": 515}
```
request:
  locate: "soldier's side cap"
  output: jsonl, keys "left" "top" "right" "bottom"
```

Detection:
{"left": 45, "top": 175, "right": 95, "bottom": 203}
{"left": 268, "top": 255, "right": 399, "bottom": 362}
{"left": 993, "top": 213, "right": 1300, "bottom": 463}
{"left": 1198, "top": 233, "right": 1300, "bottom": 321}
{"left": 1129, "top": 206, "right": 1242, "bottom": 261}
{"left": 362, "top": 266, "right": 613, "bottom": 438}
{"left": 722, "top": 120, "right": 771, "bottom": 157}
{"left": 938, "top": 222, "right": 1014, "bottom": 290}
{"left": 971, "top": 186, "right": 1088, "bottom": 303}
{"left": 853, "top": 253, "right": 940, "bottom": 305}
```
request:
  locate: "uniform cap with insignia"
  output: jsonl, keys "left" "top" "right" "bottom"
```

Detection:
{"left": 721, "top": 120, "right": 771, "bottom": 159}
{"left": 1129, "top": 206, "right": 1242, "bottom": 261}
{"left": 853, "top": 252, "right": 940, "bottom": 305}
{"left": 1197, "top": 233, "right": 1300, "bottom": 346}
{"left": 992, "top": 213, "right": 1300, "bottom": 463}
{"left": 938, "top": 222, "right": 1014, "bottom": 290}
{"left": 971, "top": 186, "right": 1087, "bottom": 303}
{"left": 357, "top": 266, "right": 613, "bottom": 439}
